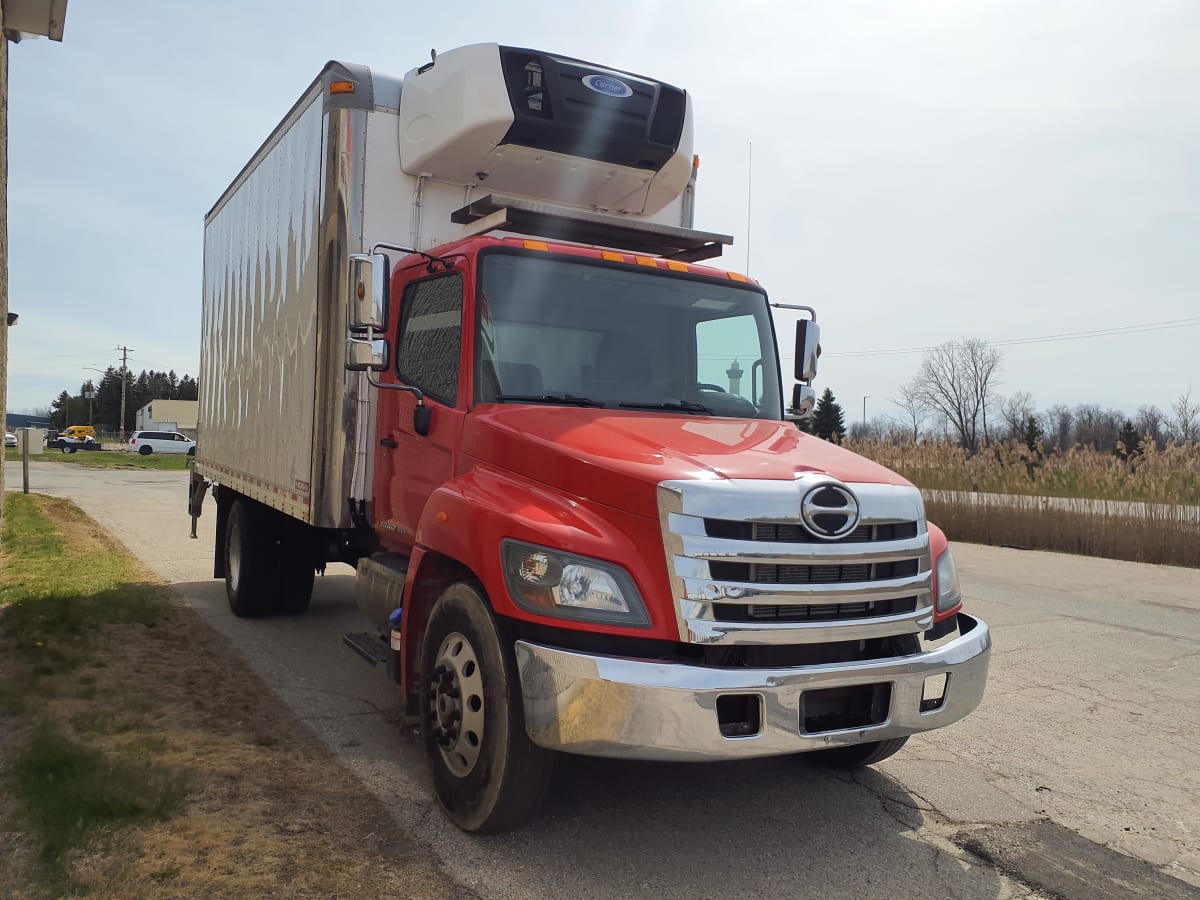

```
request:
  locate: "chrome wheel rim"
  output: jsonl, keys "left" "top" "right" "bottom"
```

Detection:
{"left": 228, "top": 518, "right": 242, "bottom": 592}
{"left": 429, "top": 631, "right": 485, "bottom": 777}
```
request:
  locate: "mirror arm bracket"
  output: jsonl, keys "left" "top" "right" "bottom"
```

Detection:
{"left": 365, "top": 374, "right": 425, "bottom": 408}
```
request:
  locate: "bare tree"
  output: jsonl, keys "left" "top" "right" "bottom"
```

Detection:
{"left": 1042, "top": 404, "right": 1073, "bottom": 452}
{"left": 1170, "top": 388, "right": 1199, "bottom": 443}
{"left": 913, "top": 339, "right": 1003, "bottom": 453}
{"left": 998, "top": 391, "right": 1036, "bottom": 441}
{"left": 892, "top": 376, "right": 929, "bottom": 442}
{"left": 1070, "top": 404, "right": 1123, "bottom": 451}
{"left": 1135, "top": 404, "right": 1166, "bottom": 449}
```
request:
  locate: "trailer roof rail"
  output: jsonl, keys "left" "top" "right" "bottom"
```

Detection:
{"left": 450, "top": 194, "right": 733, "bottom": 263}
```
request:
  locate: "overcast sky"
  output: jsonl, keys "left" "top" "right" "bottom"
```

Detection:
{"left": 7, "top": 0, "right": 1198, "bottom": 420}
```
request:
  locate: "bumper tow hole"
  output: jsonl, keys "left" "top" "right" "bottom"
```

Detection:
{"left": 716, "top": 694, "right": 762, "bottom": 738}
{"left": 801, "top": 683, "right": 891, "bottom": 734}
{"left": 921, "top": 673, "right": 949, "bottom": 712}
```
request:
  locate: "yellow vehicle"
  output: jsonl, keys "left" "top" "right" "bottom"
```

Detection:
{"left": 60, "top": 425, "right": 96, "bottom": 441}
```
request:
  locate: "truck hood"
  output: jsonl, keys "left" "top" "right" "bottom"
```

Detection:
{"left": 462, "top": 407, "right": 910, "bottom": 519}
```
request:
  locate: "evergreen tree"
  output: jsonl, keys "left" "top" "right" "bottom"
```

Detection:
{"left": 178, "top": 375, "right": 199, "bottom": 401}
{"left": 812, "top": 388, "right": 846, "bottom": 442}
{"left": 1114, "top": 420, "right": 1142, "bottom": 460}
{"left": 1020, "top": 414, "right": 1044, "bottom": 454}
{"left": 50, "top": 391, "right": 72, "bottom": 429}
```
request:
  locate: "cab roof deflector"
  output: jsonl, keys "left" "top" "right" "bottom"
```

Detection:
{"left": 450, "top": 194, "right": 733, "bottom": 262}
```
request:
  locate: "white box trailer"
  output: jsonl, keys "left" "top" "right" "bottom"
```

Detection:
{"left": 196, "top": 44, "right": 708, "bottom": 538}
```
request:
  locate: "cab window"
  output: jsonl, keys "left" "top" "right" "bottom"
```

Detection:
{"left": 395, "top": 273, "right": 463, "bottom": 406}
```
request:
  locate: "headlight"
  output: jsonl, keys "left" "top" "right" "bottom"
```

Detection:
{"left": 502, "top": 540, "right": 650, "bottom": 627}
{"left": 934, "top": 549, "right": 962, "bottom": 614}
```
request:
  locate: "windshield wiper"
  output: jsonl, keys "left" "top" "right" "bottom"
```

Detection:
{"left": 496, "top": 393, "right": 604, "bottom": 408}
{"left": 618, "top": 400, "right": 714, "bottom": 415}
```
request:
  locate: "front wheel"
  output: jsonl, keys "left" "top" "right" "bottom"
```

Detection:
{"left": 420, "top": 581, "right": 553, "bottom": 833}
{"left": 61, "top": 445, "right": 75, "bottom": 454}
{"left": 807, "top": 737, "right": 909, "bottom": 769}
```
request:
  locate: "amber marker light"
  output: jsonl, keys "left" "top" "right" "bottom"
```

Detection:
{"left": 330, "top": 81, "right": 355, "bottom": 94}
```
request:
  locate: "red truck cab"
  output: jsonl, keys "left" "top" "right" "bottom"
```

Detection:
{"left": 348, "top": 233, "right": 989, "bottom": 831}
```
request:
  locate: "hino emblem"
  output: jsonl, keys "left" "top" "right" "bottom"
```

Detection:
{"left": 800, "top": 483, "right": 861, "bottom": 540}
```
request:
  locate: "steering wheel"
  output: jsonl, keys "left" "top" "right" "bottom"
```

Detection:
{"left": 694, "top": 382, "right": 727, "bottom": 393}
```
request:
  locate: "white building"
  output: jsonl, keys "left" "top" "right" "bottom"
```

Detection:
{"left": 135, "top": 399, "right": 198, "bottom": 436}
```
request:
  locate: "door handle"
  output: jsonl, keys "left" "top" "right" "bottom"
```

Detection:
{"left": 379, "top": 437, "right": 397, "bottom": 449}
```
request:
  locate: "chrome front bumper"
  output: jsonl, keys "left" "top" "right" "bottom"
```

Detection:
{"left": 515, "top": 613, "right": 990, "bottom": 761}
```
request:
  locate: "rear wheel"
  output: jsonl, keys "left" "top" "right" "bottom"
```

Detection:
{"left": 61, "top": 445, "right": 75, "bottom": 454}
{"left": 224, "top": 500, "right": 273, "bottom": 617}
{"left": 807, "top": 737, "right": 909, "bottom": 768}
{"left": 138, "top": 445, "right": 152, "bottom": 456}
{"left": 421, "top": 581, "right": 553, "bottom": 833}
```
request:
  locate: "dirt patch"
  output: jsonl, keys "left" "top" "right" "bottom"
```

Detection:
{"left": 0, "top": 496, "right": 466, "bottom": 898}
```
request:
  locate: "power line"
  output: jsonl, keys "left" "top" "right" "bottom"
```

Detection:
{"left": 824, "top": 316, "right": 1200, "bottom": 359}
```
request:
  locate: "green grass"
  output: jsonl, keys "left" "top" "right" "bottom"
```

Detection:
{"left": 4, "top": 447, "right": 192, "bottom": 470}
{"left": 1, "top": 495, "right": 169, "bottom": 671}
{"left": 1, "top": 494, "right": 183, "bottom": 879}
{"left": 13, "top": 727, "right": 188, "bottom": 863}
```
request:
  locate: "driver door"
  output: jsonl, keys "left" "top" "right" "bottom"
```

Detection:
{"left": 372, "top": 263, "right": 467, "bottom": 550}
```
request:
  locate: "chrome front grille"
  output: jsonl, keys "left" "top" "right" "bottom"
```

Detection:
{"left": 658, "top": 475, "right": 933, "bottom": 646}
{"left": 704, "top": 520, "right": 919, "bottom": 544}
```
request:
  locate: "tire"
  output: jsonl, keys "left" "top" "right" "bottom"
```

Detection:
{"left": 187, "top": 446, "right": 196, "bottom": 457}
{"left": 61, "top": 445, "right": 75, "bottom": 454}
{"left": 272, "top": 561, "right": 314, "bottom": 615}
{"left": 420, "top": 581, "right": 553, "bottom": 833}
{"left": 138, "top": 445, "right": 153, "bottom": 456}
{"left": 224, "top": 500, "right": 274, "bottom": 618}
{"left": 807, "top": 737, "right": 909, "bottom": 769}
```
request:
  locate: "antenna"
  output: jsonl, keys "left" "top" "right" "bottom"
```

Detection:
{"left": 745, "top": 141, "right": 753, "bottom": 275}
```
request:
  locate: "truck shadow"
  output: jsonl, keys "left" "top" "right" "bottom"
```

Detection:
{"left": 176, "top": 573, "right": 1004, "bottom": 897}
{"left": 473, "top": 752, "right": 1005, "bottom": 897}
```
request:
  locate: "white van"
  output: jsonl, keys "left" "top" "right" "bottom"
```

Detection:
{"left": 128, "top": 430, "right": 196, "bottom": 456}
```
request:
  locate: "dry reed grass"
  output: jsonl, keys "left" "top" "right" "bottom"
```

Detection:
{"left": 847, "top": 438, "right": 1200, "bottom": 505}
{"left": 847, "top": 439, "right": 1200, "bottom": 568}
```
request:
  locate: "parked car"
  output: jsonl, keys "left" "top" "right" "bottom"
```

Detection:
{"left": 5, "top": 432, "right": 17, "bottom": 448}
{"left": 59, "top": 435, "right": 102, "bottom": 453}
{"left": 128, "top": 431, "right": 196, "bottom": 456}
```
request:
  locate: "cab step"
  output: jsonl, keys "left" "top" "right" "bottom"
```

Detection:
{"left": 342, "top": 631, "right": 391, "bottom": 666}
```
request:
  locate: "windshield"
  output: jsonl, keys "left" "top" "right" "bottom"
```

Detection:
{"left": 475, "top": 252, "right": 782, "bottom": 419}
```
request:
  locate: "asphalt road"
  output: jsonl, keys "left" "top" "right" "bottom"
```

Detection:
{"left": 8, "top": 460, "right": 1200, "bottom": 899}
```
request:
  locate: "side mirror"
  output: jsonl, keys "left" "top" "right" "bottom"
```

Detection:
{"left": 348, "top": 253, "right": 390, "bottom": 332}
{"left": 346, "top": 337, "right": 389, "bottom": 372}
{"left": 790, "top": 384, "right": 816, "bottom": 420}
{"left": 413, "top": 405, "right": 432, "bottom": 436}
{"left": 794, "top": 319, "right": 821, "bottom": 382}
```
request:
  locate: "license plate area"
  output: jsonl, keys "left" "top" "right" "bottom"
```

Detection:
{"left": 800, "top": 683, "right": 892, "bottom": 734}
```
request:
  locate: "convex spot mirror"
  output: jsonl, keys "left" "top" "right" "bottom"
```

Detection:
{"left": 345, "top": 338, "right": 389, "bottom": 372}
{"left": 794, "top": 319, "right": 821, "bottom": 383}
{"left": 348, "top": 253, "right": 390, "bottom": 332}
{"left": 791, "top": 384, "right": 816, "bottom": 420}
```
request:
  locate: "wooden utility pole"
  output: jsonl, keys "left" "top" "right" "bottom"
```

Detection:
{"left": 118, "top": 344, "right": 133, "bottom": 444}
